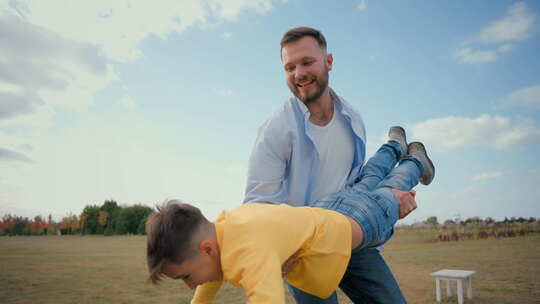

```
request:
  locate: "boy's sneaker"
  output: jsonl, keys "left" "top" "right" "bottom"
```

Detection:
{"left": 407, "top": 142, "right": 435, "bottom": 185}
{"left": 388, "top": 126, "right": 407, "bottom": 158}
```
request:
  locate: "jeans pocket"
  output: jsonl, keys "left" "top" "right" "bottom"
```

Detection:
{"left": 365, "top": 192, "right": 395, "bottom": 246}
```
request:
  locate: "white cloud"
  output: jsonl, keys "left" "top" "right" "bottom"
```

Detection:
{"left": 0, "top": 0, "right": 281, "bottom": 121}
{"left": 221, "top": 32, "right": 232, "bottom": 40}
{"left": 0, "top": 0, "right": 284, "bottom": 221}
{"left": 119, "top": 96, "right": 137, "bottom": 109}
{"left": 401, "top": 168, "right": 540, "bottom": 224}
{"left": 216, "top": 88, "right": 234, "bottom": 96}
{"left": 471, "top": 172, "right": 503, "bottom": 182}
{"left": 2, "top": 0, "right": 276, "bottom": 61}
{"left": 0, "top": 81, "right": 21, "bottom": 94}
{"left": 0, "top": 114, "right": 247, "bottom": 221}
{"left": 410, "top": 114, "right": 540, "bottom": 151}
{"left": 497, "top": 44, "right": 514, "bottom": 53}
{"left": 453, "top": 2, "right": 536, "bottom": 64}
{"left": 210, "top": 0, "right": 274, "bottom": 19}
{"left": 357, "top": 0, "right": 367, "bottom": 11}
{"left": 0, "top": 10, "right": 115, "bottom": 124}
{"left": 499, "top": 84, "right": 540, "bottom": 109}
{"left": 0, "top": 147, "right": 32, "bottom": 163}
{"left": 477, "top": 2, "right": 536, "bottom": 44}
{"left": 0, "top": 0, "right": 285, "bottom": 173}
{"left": 453, "top": 47, "right": 497, "bottom": 64}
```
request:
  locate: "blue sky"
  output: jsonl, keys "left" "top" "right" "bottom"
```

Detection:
{"left": 1, "top": 0, "right": 539, "bottom": 224}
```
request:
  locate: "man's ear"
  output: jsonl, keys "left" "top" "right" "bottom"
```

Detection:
{"left": 326, "top": 53, "right": 333, "bottom": 71}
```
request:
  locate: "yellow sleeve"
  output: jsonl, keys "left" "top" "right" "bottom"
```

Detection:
{"left": 191, "top": 281, "right": 223, "bottom": 304}
{"left": 235, "top": 253, "right": 285, "bottom": 304}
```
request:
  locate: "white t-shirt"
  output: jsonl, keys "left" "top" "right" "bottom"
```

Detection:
{"left": 309, "top": 110, "right": 355, "bottom": 201}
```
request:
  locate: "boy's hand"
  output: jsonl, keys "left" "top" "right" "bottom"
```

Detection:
{"left": 281, "top": 250, "right": 301, "bottom": 277}
{"left": 391, "top": 189, "right": 417, "bottom": 219}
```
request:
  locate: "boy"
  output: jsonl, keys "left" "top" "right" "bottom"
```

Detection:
{"left": 146, "top": 126, "right": 434, "bottom": 303}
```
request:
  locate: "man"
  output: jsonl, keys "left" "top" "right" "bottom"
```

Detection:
{"left": 243, "top": 27, "right": 414, "bottom": 303}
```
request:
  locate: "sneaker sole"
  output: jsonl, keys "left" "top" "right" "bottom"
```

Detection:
{"left": 411, "top": 142, "right": 435, "bottom": 185}
{"left": 389, "top": 126, "right": 407, "bottom": 157}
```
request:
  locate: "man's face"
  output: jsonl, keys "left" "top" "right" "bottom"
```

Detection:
{"left": 162, "top": 245, "right": 222, "bottom": 290}
{"left": 281, "top": 36, "right": 333, "bottom": 104}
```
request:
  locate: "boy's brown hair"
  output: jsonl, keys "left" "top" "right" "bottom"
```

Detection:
{"left": 146, "top": 200, "right": 207, "bottom": 284}
{"left": 280, "top": 26, "right": 327, "bottom": 50}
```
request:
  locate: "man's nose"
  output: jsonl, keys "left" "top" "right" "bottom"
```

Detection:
{"left": 294, "top": 65, "right": 308, "bottom": 79}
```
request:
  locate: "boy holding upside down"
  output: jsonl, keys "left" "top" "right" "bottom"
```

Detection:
{"left": 146, "top": 126, "right": 434, "bottom": 303}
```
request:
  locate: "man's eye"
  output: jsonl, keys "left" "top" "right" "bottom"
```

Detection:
{"left": 285, "top": 66, "right": 294, "bottom": 72}
{"left": 303, "top": 61, "right": 313, "bottom": 66}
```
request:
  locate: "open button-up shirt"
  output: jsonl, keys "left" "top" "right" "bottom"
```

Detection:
{"left": 243, "top": 89, "right": 366, "bottom": 206}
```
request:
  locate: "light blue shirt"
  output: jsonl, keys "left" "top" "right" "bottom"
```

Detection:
{"left": 243, "top": 89, "right": 367, "bottom": 206}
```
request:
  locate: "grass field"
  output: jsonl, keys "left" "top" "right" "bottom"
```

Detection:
{"left": 1, "top": 230, "right": 539, "bottom": 304}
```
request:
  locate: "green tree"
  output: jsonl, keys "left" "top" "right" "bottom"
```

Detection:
{"left": 426, "top": 216, "right": 438, "bottom": 226}
{"left": 115, "top": 205, "right": 153, "bottom": 235}
{"left": 101, "top": 200, "right": 120, "bottom": 236}
{"left": 82, "top": 205, "right": 100, "bottom": 234}
{"left": 465, "top": 216, "right": 482, "bottom": 225}
{"left": 13, "top": 216, "right": 30, "bottom": 235}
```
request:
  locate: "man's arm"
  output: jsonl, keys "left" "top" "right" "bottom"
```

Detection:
{"left": 243, "top": 120, "right": 292, "bottom": 204}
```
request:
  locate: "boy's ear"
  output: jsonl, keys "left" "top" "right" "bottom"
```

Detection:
{"left": 198, "top": 240, "right": 216, "bottom": 256}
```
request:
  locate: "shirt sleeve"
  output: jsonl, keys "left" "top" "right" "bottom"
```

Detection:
{"left": 243, "top": 118, "right": 292, "bottom": 205}
{"left": 191, "top": 281, "right": 223, "bottom": 304}
{"left": 235, "top": 253, "right": 286, "bottom": 304}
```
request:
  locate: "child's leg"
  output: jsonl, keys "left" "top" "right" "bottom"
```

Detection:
{"left": 351, "top": 141, "right": 403, "bottom": 192}
{"left": 313, "top": 187, "right": 400, "bottom": 250}
{"left": 352, "top": 156, "right": 425, "bottom": 249}
{"left": 375, "top": 157, "right": 423, "bottom": 192}
{"left": 314, "top": 151, "right": 415, "bottom": 249}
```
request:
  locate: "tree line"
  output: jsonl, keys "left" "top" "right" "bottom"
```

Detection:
{"left": 0, "top": 200, "right": 153, "bottom": 236}
{"left": 422, "top": 216, "right": 538, "bottom": 226}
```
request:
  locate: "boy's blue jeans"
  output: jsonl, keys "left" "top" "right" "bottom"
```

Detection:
{"left": 288, "top": 141, "right": 423, "bottom": 303}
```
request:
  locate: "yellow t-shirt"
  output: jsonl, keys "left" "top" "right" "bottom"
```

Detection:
{"left": 191, "top": 203, "right": 352, "bottom": 304}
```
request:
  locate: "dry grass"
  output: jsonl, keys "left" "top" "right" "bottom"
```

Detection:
{"left": 0, "top": 231, "right": 539, "bottom": 303}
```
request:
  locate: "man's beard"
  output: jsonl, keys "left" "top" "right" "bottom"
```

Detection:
{"left": 288, "top": 67, "right": 329, "bottom": 105}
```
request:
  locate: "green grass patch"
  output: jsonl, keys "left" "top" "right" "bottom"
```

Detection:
{"left": 1, "top": 231, "right": 539, "bottom": 303}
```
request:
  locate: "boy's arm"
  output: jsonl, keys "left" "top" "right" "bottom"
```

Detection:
{"left": 236, "top": 253, "right": 286, "bottom": 304}
{"left": 191, "top": 281, "right": 223, "bottom": 304}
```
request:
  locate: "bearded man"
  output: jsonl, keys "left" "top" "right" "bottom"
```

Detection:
{"left": 243, "top": 27, "right": 413, "bottom": 304}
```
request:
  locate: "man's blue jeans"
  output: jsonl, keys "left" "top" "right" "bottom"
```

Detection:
{"left": 287, "top": 141, "right": 419, "bottom": 303}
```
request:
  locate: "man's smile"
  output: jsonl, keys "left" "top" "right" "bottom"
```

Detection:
{"left": 297, "top": 79, "right": 315, "bottom": 88}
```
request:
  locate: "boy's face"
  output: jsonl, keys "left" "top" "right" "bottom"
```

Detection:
{"left": 162, "top": 241, "right": 223, "bottom": 289}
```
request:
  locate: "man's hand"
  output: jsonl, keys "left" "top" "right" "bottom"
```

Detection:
{"left": 391, "top": 189, "right": 417, "bottom": 219}
{"left": 281, "top": 250, "right": 301, "bottom": 277}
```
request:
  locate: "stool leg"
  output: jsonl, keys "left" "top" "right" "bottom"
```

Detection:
{"left": 435, "top": 278, "right": 441, "bottom": 302}
{"left": 457, "top": 279, "right": 463, "bottom": 304}
{"left": 446, "top": 279, "right": 451, "bottom": 296}
{"left": 467, "top": 277, "right": 473, "bottom": 299}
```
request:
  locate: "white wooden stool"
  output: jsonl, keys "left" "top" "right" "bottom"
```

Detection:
{"left": 430, "top": 269, "right": 475, "bottom": 304}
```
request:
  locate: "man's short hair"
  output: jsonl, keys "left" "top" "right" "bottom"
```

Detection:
{"left": 146, "top": 200, "right": 207, "bottom": 284}
{"left": 280, "top": 26, "right": 327, "bottom": 50}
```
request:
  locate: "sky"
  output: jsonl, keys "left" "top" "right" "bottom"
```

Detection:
{"left": 1, "top": 0, "right": 539, "bottom": 224}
